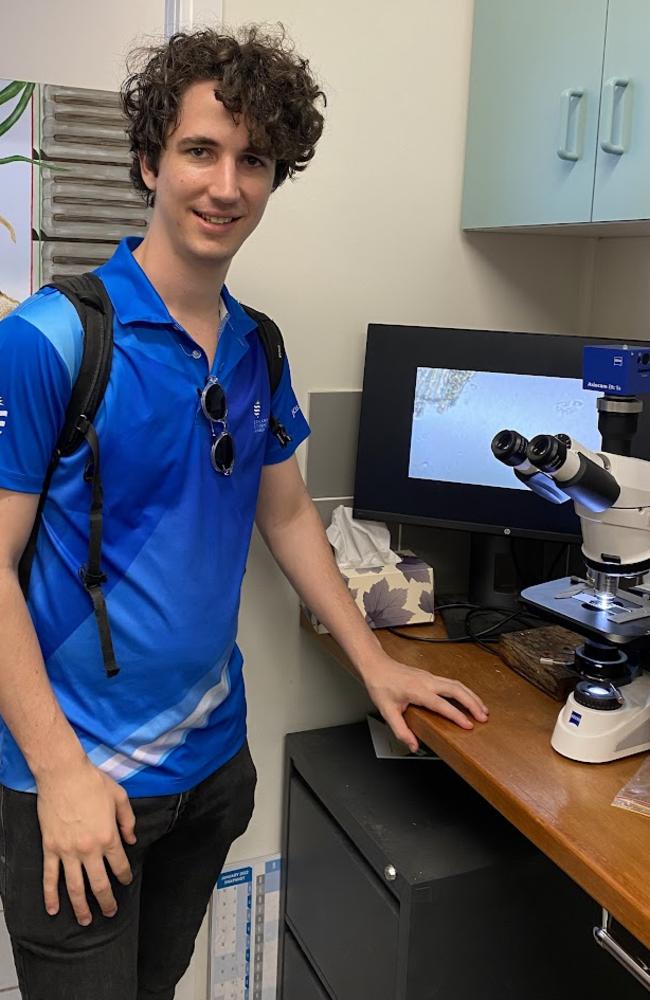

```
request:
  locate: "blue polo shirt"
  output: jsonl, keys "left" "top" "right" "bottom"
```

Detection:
{"left": 0, "top": 236, "right": 310, "bottom": 795}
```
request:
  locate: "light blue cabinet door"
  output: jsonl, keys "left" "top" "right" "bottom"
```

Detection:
{"left": 593, "top": 0, "right": 650, "bottom": 221}
{"left": 462, "top": 0, "right": 608, "bottom": 228}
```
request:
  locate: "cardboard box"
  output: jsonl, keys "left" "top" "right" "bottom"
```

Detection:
{"left": 303, "top": 556, "right": 434, "bottom": 634}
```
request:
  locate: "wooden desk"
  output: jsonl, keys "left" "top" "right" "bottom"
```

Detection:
{"left": 302, "top": 615, "right": 650, "bottom": 949}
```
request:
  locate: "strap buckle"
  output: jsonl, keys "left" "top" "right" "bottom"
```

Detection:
{"left": 76, "top": 414, "right": 91, "bottom": 436}
{"left": 79, "top": 565, "right": 107, "bottom": 589}
{"left": 271, "top": 417, "right": 292, "bottom": 448}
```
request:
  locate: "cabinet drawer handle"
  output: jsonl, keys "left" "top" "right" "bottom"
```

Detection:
{"left": 600, "top": 77, "right": 632, "bottom": 155}
{"left": 593, "top": 909, "right": 650, "bottom": 989}
{"left": 557, "top": 88, "right": 585, "bottom": 161}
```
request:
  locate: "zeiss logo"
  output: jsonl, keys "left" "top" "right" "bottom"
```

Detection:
{"left": 0, "top": 396, "right": 7, "bottom": 434}
{"left": 569, "top": 711, "right": 582, "bottom": 727}
{"left": 613, "top": 357, "right": 623, "bottom": 367}
{"left": 291, "top": 404, "right": 300, "bottom": 418}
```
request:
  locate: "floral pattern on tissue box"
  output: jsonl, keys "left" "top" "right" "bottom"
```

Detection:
{"left": 302, "top": 556, "right": 435, "bottom": 634}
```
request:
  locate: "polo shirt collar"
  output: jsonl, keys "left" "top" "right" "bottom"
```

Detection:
{"left": 97, "top": 236, "right": 258, "bottom": 340}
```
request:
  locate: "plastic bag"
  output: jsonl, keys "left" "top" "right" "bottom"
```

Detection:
{"left": 612, "top": 755, "right": 650, "bottom": 816}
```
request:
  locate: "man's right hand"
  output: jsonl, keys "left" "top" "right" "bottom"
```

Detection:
{"left": 36, "top": 758, "right": 137, "bottom": 926}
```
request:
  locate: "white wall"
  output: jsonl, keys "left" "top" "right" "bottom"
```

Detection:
{"left": 4, "top": 2, "right": 601, "bottom": 998}
{"left": 0, "top": 0, "right": 164, "bottom": 90}
{"left": 588, "top": 237, "right": 650, "bottom": 343}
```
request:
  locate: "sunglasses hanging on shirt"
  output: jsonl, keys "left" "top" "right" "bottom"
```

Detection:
{"left": 199, "top": 377, "right": 235, "bottom": 476}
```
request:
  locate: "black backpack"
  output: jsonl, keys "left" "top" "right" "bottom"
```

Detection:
{"left": 18, "top": 272, "right": 291, "bottom": 679}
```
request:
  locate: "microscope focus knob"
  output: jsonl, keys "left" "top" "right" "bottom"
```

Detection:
{"left": 573, "top": 680, "right": 624, "bottom": 711}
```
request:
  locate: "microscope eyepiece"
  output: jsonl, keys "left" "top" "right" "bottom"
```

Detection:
{"left": 491, "top": 429, "right": 529, "bottom": 467}
{"left": 527, "top": 434, "right": 567, "bottom": 473}
{"left": 490, "top": 430, "right": 570, "bottom": 503}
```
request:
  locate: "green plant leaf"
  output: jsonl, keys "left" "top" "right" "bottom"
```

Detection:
{"left": 0, "top": 82, "right": 35, "bottom": 138}
{"left": 0, "top": 81, "right": 26, "bottom": 106}
{"left": 0, "top": 154, "right": 67, "bottom": 170}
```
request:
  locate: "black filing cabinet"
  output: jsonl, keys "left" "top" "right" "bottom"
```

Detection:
{"left": 279, "top": 722, "right": 647, "bottom": 1000}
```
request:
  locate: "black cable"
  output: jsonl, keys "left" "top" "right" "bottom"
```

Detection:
{"left": 387, "top": 602, "right": 543, "bottom": 651}
{"left": 387, "top": 602, "right": 493, "bottom": 644}
{"left": 463, "top": 606, "right": 536, "bottom": 658}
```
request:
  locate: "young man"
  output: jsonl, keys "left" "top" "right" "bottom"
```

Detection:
{"left": 0, "top": 26, "right": 488, "bottom": 999}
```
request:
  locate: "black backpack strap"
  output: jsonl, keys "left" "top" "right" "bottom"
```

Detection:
{"left": 18, "top": 273, "right": 119, "bottom": 678}
{"left": 242, "top": 304, "right": 292, "bottom": 448}
{"left": 75, "top": 415, "right": 118, "bottom": 678}
{"left": 49, "top": 274, "right": 115, "bottom": 456}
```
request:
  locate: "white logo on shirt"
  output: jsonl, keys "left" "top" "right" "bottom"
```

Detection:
{"left": 253, "top": 399, "right": 267, "bottom": 433}
{"left": 291, "top": 404, "right": 300, "bottom": 419}
{"left": 253, "top": 400, "right": 268, "bottom": 434}
{"left": 0, "top": 396, "right": 7, "bottom": 434}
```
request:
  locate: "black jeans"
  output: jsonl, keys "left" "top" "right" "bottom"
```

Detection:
{"left": 0, "top": 741, "right": 257, "bottom": 1000}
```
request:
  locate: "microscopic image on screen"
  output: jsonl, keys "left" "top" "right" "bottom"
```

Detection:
{"left": 408, "top": 368, "right": 601, "bottom": 490}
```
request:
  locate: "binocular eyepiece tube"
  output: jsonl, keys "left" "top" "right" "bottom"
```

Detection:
{"left": 491, "top": 430, "right": 570, "bottom": 505}
{"left": 491, "top": 429, "right": 565, "bottom": 475}
{"left": 491, "top": 429, "right": 620, "bottom": 513}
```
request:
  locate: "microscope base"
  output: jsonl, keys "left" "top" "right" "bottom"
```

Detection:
{"left": 551, "top": 674, "right": 650, "bottom": 763}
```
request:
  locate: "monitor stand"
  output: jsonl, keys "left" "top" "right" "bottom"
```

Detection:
{"left": 438, "top": 533, "right": 542, "bottom": 641}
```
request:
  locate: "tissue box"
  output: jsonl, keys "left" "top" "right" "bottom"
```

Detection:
{"left": 302, "top": 556, "right": 435, "bottom": 634}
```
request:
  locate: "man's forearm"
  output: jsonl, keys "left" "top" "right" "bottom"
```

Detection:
{"left": 257, "top": 497, "right": 385, "bottom": 681}
{"left": 0, "top": 569, "right": 85, "bottom": 781}
{"left": 256, "top": 462, "right": 488, "bottom": 749}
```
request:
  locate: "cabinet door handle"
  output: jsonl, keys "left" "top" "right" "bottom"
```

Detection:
{"left": 557, "top": 88, "right": 585, "bottom": 161}
{"left": 600, "top": 77, "right": 632, "bottom": 155}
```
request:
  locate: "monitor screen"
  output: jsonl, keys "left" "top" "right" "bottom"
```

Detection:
{"left": 409, "top": 368, "right": 600, "bottom": 490}
{"left": 354, "top": 326, "right": 650, "bottom": 542}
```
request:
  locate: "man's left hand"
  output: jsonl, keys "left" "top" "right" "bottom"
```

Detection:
{"left": 362, "top": 653, "right": 489, "bottom": 753}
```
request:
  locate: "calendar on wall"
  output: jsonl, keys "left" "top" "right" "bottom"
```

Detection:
{"left": 209, "top": 855, "right": 282, "bottom": 1000}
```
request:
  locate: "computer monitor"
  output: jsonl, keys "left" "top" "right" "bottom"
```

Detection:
{"left": 353, "top": 325, "right": 650, "bottom": 608}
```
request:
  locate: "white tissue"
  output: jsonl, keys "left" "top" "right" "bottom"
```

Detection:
{"left": 325, "top": 505, "right": 400, "bottom": 569}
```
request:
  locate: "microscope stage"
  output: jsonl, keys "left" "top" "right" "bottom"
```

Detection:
{"left": 521, "top": 577, "right": 650, "bottom": 647}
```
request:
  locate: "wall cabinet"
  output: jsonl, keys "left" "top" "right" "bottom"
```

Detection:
{"left": 463, "top": 0, "right": 650, "bottom": 229}
{"left": 279, "top": 723, "right": 647, "bottom": 1000}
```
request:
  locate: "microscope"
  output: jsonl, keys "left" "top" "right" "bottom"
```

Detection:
{"left": 492, "top": 344, "right": 650, "bottom": 763}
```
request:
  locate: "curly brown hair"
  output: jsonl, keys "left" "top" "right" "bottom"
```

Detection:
{"left": 121, "top": 24, "right": 326, "bottom": 203}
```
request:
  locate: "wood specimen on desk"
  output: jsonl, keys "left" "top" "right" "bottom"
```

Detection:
{"left": 497, "top": 625, "right": 583, "bottom": 700}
